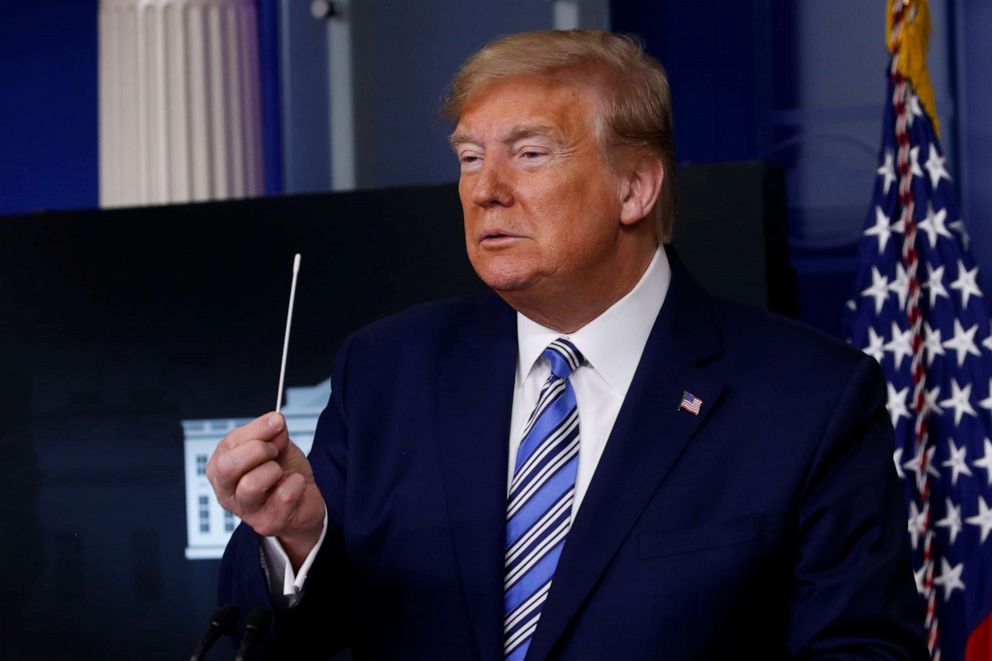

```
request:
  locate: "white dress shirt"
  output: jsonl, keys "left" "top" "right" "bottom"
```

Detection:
{"left": 262, "top": 247, "right": 671, "bottom": 604}
{"left": 508, "top": 247, "right": 670, "bottom": 515}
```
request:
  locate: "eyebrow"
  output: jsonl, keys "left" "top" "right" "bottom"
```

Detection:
{"left": 448, "top": 132, "right": 474, "bottom": 148}
{"left": 449, "top": 123, "right": 559, "bottom": 148}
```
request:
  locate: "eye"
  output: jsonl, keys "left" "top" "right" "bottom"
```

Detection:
{"left": 457, "top": 150, "right": 483, "bottom": 169}
{"left": 517, "top": 147, "right": 550, "bottom": 162}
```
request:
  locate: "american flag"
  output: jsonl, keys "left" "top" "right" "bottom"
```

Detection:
{"left": 843, "top": 2, "right": 992, "bottom": 659}
{"left": 678, "top": 391, "right": 702, "bottom": 416}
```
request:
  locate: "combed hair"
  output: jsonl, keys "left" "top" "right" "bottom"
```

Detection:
{"left": 442, "top": 29, "right": 677, "bottom": 242}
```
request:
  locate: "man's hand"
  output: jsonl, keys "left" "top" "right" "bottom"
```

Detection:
{"left": 206, "top": 412, "right": 325, "bottom": 569}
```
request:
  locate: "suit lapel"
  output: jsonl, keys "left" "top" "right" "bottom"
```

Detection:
{"left": 437, "top": 295, "right": 517, "bottom": 661}
{"left": 525, "top": 254, "right": 727, "bottom": 661}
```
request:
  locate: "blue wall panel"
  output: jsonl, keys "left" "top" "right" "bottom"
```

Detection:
{"left": 258, "top": 0, "right": 284, "bottom": 195}
{"left": 955, "top": 0, "right": 992, "bottom": 295}
{"left": 0, "top": 1, "right": 99, "bottom": 216}
{"left": 611, "top": 0, "right": 792, "bottom": 165}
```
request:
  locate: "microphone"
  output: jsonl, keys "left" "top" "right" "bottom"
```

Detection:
{"left": 189, "top": 604, "right": 239, "bottom": 661}
{"left": 234, "top": 606, "right": 272, "bottom": 661}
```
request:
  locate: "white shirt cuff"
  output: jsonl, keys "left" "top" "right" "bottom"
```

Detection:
{"left": 259, "top": 507, "right": 329, "bottom": 608}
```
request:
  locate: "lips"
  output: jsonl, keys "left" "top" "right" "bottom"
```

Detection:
{"left": 480, "top": 228, "right": 522, "bottom": 242}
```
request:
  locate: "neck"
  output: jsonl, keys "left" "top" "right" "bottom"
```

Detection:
{"left": 504, "top": 242, "right": 658, "bottom": 333}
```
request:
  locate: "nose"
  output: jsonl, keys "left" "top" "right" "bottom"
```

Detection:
{"left": 469, "top": 157, "right": 513, "bottom": 208}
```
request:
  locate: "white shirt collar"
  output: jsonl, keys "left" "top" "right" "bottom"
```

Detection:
{"left": 516, "top": 247, "right": 671, "bottom": 397}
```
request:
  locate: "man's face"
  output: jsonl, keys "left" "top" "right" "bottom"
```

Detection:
{"left": 452, "top": 76, "right": 635, "bottom": 315}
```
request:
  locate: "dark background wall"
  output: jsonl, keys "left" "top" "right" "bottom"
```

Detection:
{"left": 0, "top": 185, "right": 476, "bottom": 658}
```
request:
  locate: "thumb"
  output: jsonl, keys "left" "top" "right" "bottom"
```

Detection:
{"left": 265, "top": 412, "right": 291, "bottom": 452}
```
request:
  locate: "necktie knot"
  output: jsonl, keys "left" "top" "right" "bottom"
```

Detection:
{"left": 543, "top": 338, "right": 584, "bottom": 380}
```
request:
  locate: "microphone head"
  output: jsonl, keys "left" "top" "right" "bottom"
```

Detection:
{"left": 210, "top": 604, "right": 240, "bottom": 632}
{"left": 245, "top": 606, "right": 272, "bottom": 632}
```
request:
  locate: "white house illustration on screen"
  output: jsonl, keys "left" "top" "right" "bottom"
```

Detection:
{"left": 182, "top": 379, "right": 331, "bottom": 560}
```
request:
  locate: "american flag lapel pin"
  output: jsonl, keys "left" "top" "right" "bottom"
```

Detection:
{"left": 678, "top": 391, "right": 702, "bottom": 415}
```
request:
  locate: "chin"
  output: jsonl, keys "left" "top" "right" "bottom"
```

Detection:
{"left": 470, "top": 258, "right": 535, "bottom": 294}
{"left": 479, "top": 272, "right": 532, "bottom": 293}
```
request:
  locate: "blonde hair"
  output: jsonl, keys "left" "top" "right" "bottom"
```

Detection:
{"left": 443, "top": 29, "right": 677, "bottom": 242}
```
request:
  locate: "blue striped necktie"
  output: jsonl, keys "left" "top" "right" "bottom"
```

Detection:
{"left": 503, "top": 338, "right": 583, "bottom": 661}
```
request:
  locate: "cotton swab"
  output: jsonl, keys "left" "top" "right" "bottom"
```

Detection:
{"left": 275, "top": 253, "right": 301, "bottom": 413}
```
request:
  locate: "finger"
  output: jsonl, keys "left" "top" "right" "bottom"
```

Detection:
{"left": 218, "top": 412, "right": 287, "bottom": 451}
{"left": 208, "top": 439, "right": 279, "bottom": 497}
{"left": 273, "top": 472, "right": 307, "bottom": 516}
{"left": 277, "top": 474, "right": 328, "bottom": 535}
{"left": 234, "top": 460, "right": 285, "bottom": 513}
{"left": 247, "top": 473, "right": 307, "bottom": 538}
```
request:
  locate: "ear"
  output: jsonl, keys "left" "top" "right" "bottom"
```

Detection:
{"left": 619, "top": 155, "right": 664, "bottom": 226}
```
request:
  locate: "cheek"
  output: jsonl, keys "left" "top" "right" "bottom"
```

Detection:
{"left": 458, "top": 184, "right": 473, "bottom": 221}
{"left": 535, "top": 185, "right": 615, "bottom": 242}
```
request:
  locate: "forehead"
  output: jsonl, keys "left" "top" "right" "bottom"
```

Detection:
{"left": 453, "top": 75, "right": 604, "bottom": 139}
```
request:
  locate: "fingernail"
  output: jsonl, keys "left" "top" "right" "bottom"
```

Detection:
{"left": 268, "top": 413, "right": 283, "bottom": 430}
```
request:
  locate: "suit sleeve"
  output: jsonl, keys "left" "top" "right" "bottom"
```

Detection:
{"left": 786, "top": 354, "right": 928, "bottom": 660}
{"left": 218, "top": 335, "right": 357, "bottom": 659}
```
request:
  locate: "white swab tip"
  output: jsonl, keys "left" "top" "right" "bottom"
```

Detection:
{"left": 292, "top": 253, "right": 301, "bottom": 273}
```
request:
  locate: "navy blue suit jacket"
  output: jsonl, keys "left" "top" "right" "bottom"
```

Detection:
{"left": 220, "top": 253, "right": 927, "bottom": 659}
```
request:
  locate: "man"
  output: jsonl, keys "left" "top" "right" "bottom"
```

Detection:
{"left": 210, "top": 29, "right": 926, "bottom": 659}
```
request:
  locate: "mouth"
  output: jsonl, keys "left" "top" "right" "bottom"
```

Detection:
{"left": 479, "top": 228, "right": 523, "bottom": 245}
